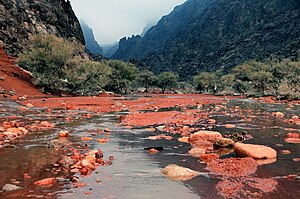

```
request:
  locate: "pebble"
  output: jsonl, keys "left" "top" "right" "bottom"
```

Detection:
{"left": 280, "top": 150, "right": 291, "bottom": 155}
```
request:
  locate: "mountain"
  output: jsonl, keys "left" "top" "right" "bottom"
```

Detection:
{"left": 0, "top": 0, "right": 84, "bottom": 56}
{"left": 112, "top": 0, "right": 300, "bottom": 79}
{"left": 80, "top": 20, "right": 103, "bottom": 55}
{"left": 101, "top": 43, "right": 118, "bottom": 58}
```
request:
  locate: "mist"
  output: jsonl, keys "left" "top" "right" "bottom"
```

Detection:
{"left": 70, "top": 0, "right": 187, "bottom": 45}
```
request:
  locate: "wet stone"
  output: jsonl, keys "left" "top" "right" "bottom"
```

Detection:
{"left": 214, "top": 138, "right": 235, "bottom": 148}
{"left": 2, "top": 184, "right": 22, "bottom": 192}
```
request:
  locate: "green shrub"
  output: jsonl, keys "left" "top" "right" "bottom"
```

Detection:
{"left": 104, "top": 60, "right": 138, "bottom": 94}
{"left": 156, "top": 72, "right": 178, "bottom": 93}
{"left": 18, "top": 34, "right": 111, "bottom": 95}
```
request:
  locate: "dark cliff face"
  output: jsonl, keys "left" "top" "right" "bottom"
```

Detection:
{"left": 0, "top": 0, "right": 84, "bottom": 56}
{"left": 80, "top": 20, "right": 103, "bottom": 55}
{"left": 113, "top": 0, "right": 300, "bottom": 80}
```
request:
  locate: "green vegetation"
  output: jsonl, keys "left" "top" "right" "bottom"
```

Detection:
{"left": 137, "top": 69, "right": 156, "bottom": 92}
{"left": 18, "top": 35, "right": 299, "bottom": 99}
{"left": 156, "top": 72, "right": 178, "bottom": 93}
{"left": 192, "top": 58, "right": 300, "bottom": 99}
{"left": 18, "top": 35, "right": 109, "bottom": 95}
{"left": 104, "top": 60, "right": 138, "bottom": 94}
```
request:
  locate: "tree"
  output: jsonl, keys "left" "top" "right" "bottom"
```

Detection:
{"left": 65, "top": 58, "right": 111, "bottom": 94}
{"left": 193, "top": 72, "right": 217, "bottom": 93}
{"left": 18, "top": 34, "right": 111, "bottom": 95}
{"left": 156, "top": 72, "right": 178, "bottom": 93}
{"left": 105, "top": 60, "right": 138, "bottom": 93}
{"left": 137, "top": 69, "right": 156, "bottom": 92}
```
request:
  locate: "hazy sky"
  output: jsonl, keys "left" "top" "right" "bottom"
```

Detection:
{"left": 70, "top": 0, "right": 186, "bottom": 45}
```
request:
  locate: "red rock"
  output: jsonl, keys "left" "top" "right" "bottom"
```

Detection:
{"left": 273, "top": 112, "right": 285, "bottom": 117}
{"left": 225, "top": 124, "right": 236, "bottom": 129}
{"left": 165, "top": 136, "right": 173, "bottom": 140}
{"left": 70, "top": 168, "right": 80, "bottom": 173}
{"left": 97, "top": 138, "right": 109, "bottom": 143}
{"left": 19, "top": 106, "right": 28, "bottom": 111}
{"left": 146, "top": 127, "right": 156, "bottom": 132}
{"left": 34, "top": 177, "right": 56, "bottom": 187}
{"left": 81, "top": 159, "right": 95, "bottom": 170}
{"left": 74, "top": 182, "right": 86, "bottom": 187}
{"left": 24, "top": 173, "right": 31, "bottom": 179}
{"left": 200, "top": 154, "right": 219, "bottom": 162}
{"left": 40, "top": 121, "right": 54, "bottom": 128}
{"left": 284, "top": 138, "right": 300, "bottom": 144}
{"left": 207, "top": 119, "right": 216, "bottom": 124}
{"left": 81, "top": 137, "right": 93, "bottom": 141}
{"left": 178, "top": 137, "right": 189, "bottom": 143}
{"left": 26, "top": 103, "right": 34, "bottom": 108}
{"left": 292, "top": 158, "right": 300, "bottom": 162}
{"left": 286, "top": 133, "right": 299, "bottom": 139}
{"left": 189, "top": 130, "right": 222, "bottom": 144}
{"left": 234, "top": 142, "right": 277, "bottom": 159}
{"left": 58, "top": 131, "right": 69, "bottom": 137}
{"left": 18, "top": 127, "right": 29, "bottom": 134}
{"left": 6, "top": 127, "right": 22, "bottom": 134}
{"left": 255, "top": 158, "right": 277, "bottom": 165}
{"left": 148, "top": 134, "right": 165, "bottom": 140}
{"left": 2, "top": 121, "right": 11, "bottom": 128}
{"left": 148, "top": 148, "right": 159, "bottom": 154}
{"left": 80, "top": 168, "right": 88, "bottom": 176}
{"left": 280, "top": 150, "right": 291, "bottom": 155}
{"left": 287, "top": 174, "right": 298, "bottom": 180}
{"left": 188, "top": 147, "right": 206, "bottom": 157}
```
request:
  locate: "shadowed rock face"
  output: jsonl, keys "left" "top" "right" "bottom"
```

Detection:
{"left": 113, "top": 0, "right": 300, "bottom": 80}
{"left": 0, "top": 0, "right": 84, "bottom": 56}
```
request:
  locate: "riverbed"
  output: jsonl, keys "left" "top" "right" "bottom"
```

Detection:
{"left": 0, "top": 95, "right": 299, "bottom": 198}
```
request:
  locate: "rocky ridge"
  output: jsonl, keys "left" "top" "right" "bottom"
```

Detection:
{"left": 113, "top": 0, "right": 300, "bottom": 79}
{"left": 0, "top": 0, "right": 84, "bottom": 56}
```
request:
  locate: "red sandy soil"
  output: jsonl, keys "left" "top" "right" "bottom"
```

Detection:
{"left": 0, "top": 47, "right": 46, "bottom": 98}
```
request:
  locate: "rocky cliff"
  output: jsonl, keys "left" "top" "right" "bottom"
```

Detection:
{"left": 80, "top": 20, "right": 103, "bottom": 55}
{"left": 0, "top": 0, "right": 84, "bottom": 56}
{"left": 113, "top": 0, "right": 300, "bottom": 79}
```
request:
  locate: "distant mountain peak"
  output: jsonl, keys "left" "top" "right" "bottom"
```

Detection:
{"left": 80, "top": 20, "right": 103, "bottom": 55}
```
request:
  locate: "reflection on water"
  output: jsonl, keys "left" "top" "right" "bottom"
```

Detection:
{"left": 0, "top": 98, "right": 299, "bottom": 198}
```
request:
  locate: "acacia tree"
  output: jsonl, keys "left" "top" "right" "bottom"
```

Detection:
{"left": 156, "top": 72, "right": 178, "bottom": 93}
{"left": 138, "top": 69, "right": 156, "bottom": 92}
{"left": 105, "top": 60, "right": 138, "bottom": 93}
{"left": 193, "top": 72, "right": 217, "bottom": 93}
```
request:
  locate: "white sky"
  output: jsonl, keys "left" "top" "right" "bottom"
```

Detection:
{"left": 70, "top": 0, "right": 186, "bottom": 45}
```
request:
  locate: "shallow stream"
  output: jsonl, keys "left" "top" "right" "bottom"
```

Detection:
{"left": 0, "top": 97, "right": 299, "bottom": 198}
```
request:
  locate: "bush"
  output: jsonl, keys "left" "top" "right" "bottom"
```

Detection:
{"left": 193, "top": 72, "right": 217, "bottom": 94}
{"left": 18, "top": 34, "right": 111, "bottom": 95}
{"left": 137, "top": 69, "right": 156, "bottom": 92}
{"left": 156, "top": 72, "right": 178, "bottom": 93}
{"left": 104, "top": 60, "right": 138, "bottom": 94}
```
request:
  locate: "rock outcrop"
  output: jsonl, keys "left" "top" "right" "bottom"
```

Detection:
{"left": 113, "top": 0, "right": 300, "bottom": 79}
{"left": 0, "top": 0, "right": 84, "bottom": 56}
